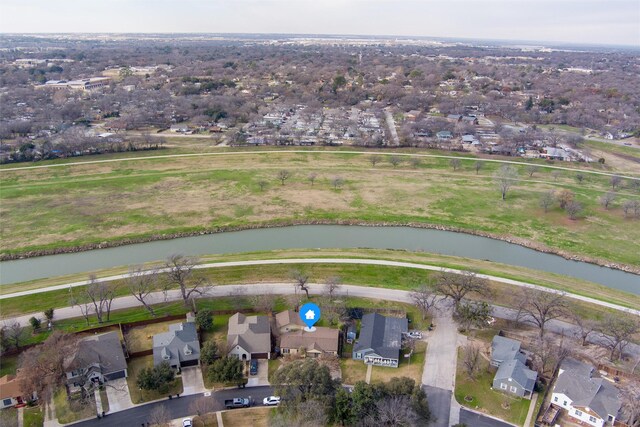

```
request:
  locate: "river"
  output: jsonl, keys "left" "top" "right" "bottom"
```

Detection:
{"left": 0, "top": 225, "right": 638, "bottom": 294}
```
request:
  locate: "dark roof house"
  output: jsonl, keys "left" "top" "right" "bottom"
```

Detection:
{"left": 152, "top": 322, "right": 200, "bottom": 369}
{"left": 491, "top": 335, "right": 526, "bottom": 367}
{"left": 64, "top": 331, "right": 128, "bottom": 388}
{"left": 492, "top": 359, "right": 537, "bottom": 399}
{"left": 353, "top": 313, "right": 408, "bottom": 368}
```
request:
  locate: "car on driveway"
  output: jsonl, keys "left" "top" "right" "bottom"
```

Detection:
{"left": 250, "top": 359, "right": 258, "bottom": 375}
{"left": 183, "top": 419, "right": 193, "bottom": 427}
{"left": 404, "top": 331, "right": 422, "bottom": 339}
{"left": 263, "top": 396, "right": 281, "bottom": 406}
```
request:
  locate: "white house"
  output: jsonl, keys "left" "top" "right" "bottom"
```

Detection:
{"left": 551, "top": 359, "right": 621, "bottom": 427}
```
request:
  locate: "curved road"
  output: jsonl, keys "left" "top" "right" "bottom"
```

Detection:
{"left": 2, "top": 258, "right": 638, "bottom": 316}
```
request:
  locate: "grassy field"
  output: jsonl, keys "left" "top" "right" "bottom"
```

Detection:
{"left": 53, "top": 389, "right": 97, "bottom": 424}
{"left": 1, "top": 150, "right": 638, "bottom": 266}
{"left": 192, "top": 413, "right": 219, "bottom": 427}
{"left": 221, "top": 407, "right": 274, "bottom": 427}
{"left": 454, "top": 348, "right": 531, "bottom": 426}
{"left": 23, "top": 406, "right": 44, "bottom": 427}
{"left": 125, "top": 355, "right": 183, "bottom": 404}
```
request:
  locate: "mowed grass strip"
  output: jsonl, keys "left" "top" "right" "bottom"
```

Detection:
{"left": 1, "top": 151, "right": 639, "bottom": 265}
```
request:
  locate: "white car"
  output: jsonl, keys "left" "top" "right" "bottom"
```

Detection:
{"left": 263, "top": 396, "right": 281, "bottom": 406}
{"left": 183, "top": 419, "right": 193, "bottom": 427}
{"left": 405, "top": 331, "right": 423, "bottom": 339}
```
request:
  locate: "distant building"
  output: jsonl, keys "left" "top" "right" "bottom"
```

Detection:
{"left": 227, "top": 313, "right": 272, "bottom": 360}
{"left": 436, "top": 131, "right": 453, "bottom": 140}
{"left": 37, "top": 77, "right": 110, "bottom": 91}
{"left": 551, "top": 358, "right": 621, "bottom": 427}
{"left": 353, "top": 313, "right": 408, "bottom": 368}
{"left": 152, "top": 322, "right": 201, "bottom": 369}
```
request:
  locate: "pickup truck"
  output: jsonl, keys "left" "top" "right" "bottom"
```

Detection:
{"left": 224, "top": 398, "right": 251, "bottom": 409}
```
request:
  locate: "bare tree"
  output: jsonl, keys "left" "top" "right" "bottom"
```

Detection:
{"left": 539, "top": 190, "right": 555, "bottom": 213}
{"left": 474, "top": 161, "right": 483, "bottom": 175}
{"left": 290, "top": 269, "right": 310, "bottom": 299}
{"left": 518, "top": 289, "right": 569, "bottom": 338}
{"left": 148, "top": 404, "right": 171, "bottom": 427}
{"left": 462, "top": 343, "right": 481, "bottom": 379}
{"left": 565, "top": 200, "right": 583, "bottom": 220}
{"left": 85, "top": 275, "right": 118, "bottom": 323}
{"left": 257, "top": 180, "right": 268, "bottom": 191}
{"left": 126, "top": 266, "right": 159, "bottom": 315}
{"left": 434, "top": 270, "right": 489, "bottom": 310}
{"left": 410, "top": 157, "right": 422, "bottom": 168}
{"left": 571, "top": 314, "right": 599, "bottom": 346}
{"left": 610, "top": 175, "right": 622, "bottom": 190}
{"left": 533, "top": 335, "right": 572, "bottom": 375}
{"left": 331, "top": 176, "right": 345, "bottom": 189}
{"left": 526, "top": 164, "right": 540, "bottom": 178}
{"left": 164, "top": 254, "right": 206, "bottom": 305}
{"left": 375, "top": 396, "right": 419, "bottom": 427}
{"left": 70, "top": 292, "right": 94, "bottom": 325}
{"left": 369, "top": 154, "right": 382, "bottom": 167}
{"left": 324, "top": 276, "right": 341, "bottom": 300}
{"left": 599, "top": 315, "right": 640, "bottom": 361}
{"left": 450, "top": 158, "right": 461, "bottom": 171}
{"left": 575, "top": 172, "right": 585, "bottom": 184}
{"left": 249, "top": 292, "right": 277, "bottom": 314}
{"left": 277, "top": 169, "right": 291, "bottom": 185}
{"left": 307, "top": 173, "right": 317, "bottom": 186}
{"left": 389, "top": 155, "right": 402, "bottom": 168}
{"left": 622, "top": 199, "right": 640, "bottom": 219}
{"left": 493, "top": 165, "right": 518, "bottom": 200}
{"left": 410, "top": 284, "right": 438, "bottom": 320}
{"left": 189, "top": 396, "right": 216, "bottom": 417}
{"left": 551, "top": 170, "right": 561, "bottom": 181}
{"left": 599, "top": 192, "right": 615, "bottom": 210}
{"left": 618, "top": 383, "right": 640, "bottom": 427}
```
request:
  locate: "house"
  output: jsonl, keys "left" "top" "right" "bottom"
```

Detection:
{"left": 551, "top": 358, "right": 621, "bottom": 427}
{"left": 152, "top": 322, "right": 200, "bottom": 369}
{"left": 64, "top": 331, "right": 128, "bottom": 391}
{"left": 461, "top": 134, "right": 479, "bottom": 144}
{"left": 0, "top": 375, "right": 33, "bottom": 408}
{"left": 540, "top": 146, "right": 568, "bottom": 161}
{"left": 492, "top": 359, "right": 537, "bottom": 399}
{"left": 436, "top": 131, "right": 453, "bottom": 140}
{"left": 170, "top": 124, "right": 191, "bottom": 133}
{"left": 227, "top": 313, "right": 272, "bottom": 360}
{"left": 280, "top": 327, "right": 339, "bottom": 357}
{"left": 353, "top": 313, "right": 408, "bottom": 368}
{"left": 274, "top": 310, "right": 305, "bottom": 335}
{"left": 490, "top": 335, "right": 527, "bottom": 367}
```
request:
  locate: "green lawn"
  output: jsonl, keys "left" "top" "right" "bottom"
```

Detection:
{"left": 454, "top": 348, "right": 531, "bottom": 426}
{"left": 0, "top": 354, "right": 18, "bottom": 376}
{"left": 125, "top": 355, "right": 183, "bottom": 404}
{"left": 221, "top": 407, "right": 274, "bottom": 427}
{"left": 340, "top": 358, "right": 368, "bottom": 385}
{"left": 23, "top": 406, "right": 44, "bottom": 427}
{"left": 2, "top": 150, "right": 638, "bottom": 267}
{"left": 53, "top": 389, "right": 97, "bottom": 424}
{"left": 370, "top": 341, "right": 426, "bottom": 384}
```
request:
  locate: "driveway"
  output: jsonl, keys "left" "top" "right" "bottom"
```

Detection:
{"left": 246, "top": 359, "right": 269, "bottom": 387}
{"left": 422, "top": 385, "right": 452, "bottom": 427}
{"left": 105, "top": 377, "right": 133, "bottom": 413}
{"left": 459, "top": 408, "right": 516, "bottom": 427}
{"left": 180, "top": 366, "right": 207, "bottom": 396}
{"left": 422, "top": 306, "right": 462, "bottom": 391}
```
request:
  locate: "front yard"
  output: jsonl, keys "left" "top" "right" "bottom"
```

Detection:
{"left": 23, "top": 406, "right": 44, "bottom": 427}
{"left": 221, "top": 407, "right": 274, "bottom": 427}
{"left": 454, "top": 347, "right": 531, "bottom": 426}
{"left": 53, "top": 389, "right": 97, "bottom": 424}
{"left": 125, "top": 355, "right": 183, "bottom": 404}
{"left": 371, "top": 341, "right": 426, "bottom": 384}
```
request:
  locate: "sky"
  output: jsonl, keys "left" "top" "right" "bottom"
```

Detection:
{"left": 1, "top": 0, "right": 639, "bottom": 47}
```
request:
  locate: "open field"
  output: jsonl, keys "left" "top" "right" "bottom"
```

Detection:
{"left": 1, "top": 150, "right": 639, "bottom": 267}
{"left": 454, "top": 347, "right": 531, "bottom": 426}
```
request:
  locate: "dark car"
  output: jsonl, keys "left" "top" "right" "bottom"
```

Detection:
{"left": 250, "top": 359, "right": 258, "bottom": 376}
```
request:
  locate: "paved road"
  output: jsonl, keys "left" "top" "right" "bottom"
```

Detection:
{"left": 423, "top": 385, "right": 452, "bottom": 427}
{"left": 74, "top": 386, "right": 274, "bottom": 427}
{"left": 384, "top": 108, "right": 400, "bottom": 146}
{"left": 460, "top": 408, "right": 516, "bottom": 427}
{"left": 4, "top": 258, "right": 637, "bottom": 317}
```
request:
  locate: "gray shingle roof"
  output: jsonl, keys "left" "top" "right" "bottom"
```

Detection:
{"left": 353, "top": 313, "right": 408, "bottom": 360}
{"left": 152, "top": 322, "right": 200, "bottom": 367}
{"left": 65, "top": 331, "right": 127, "bottom": 375}
{"left": 491, "top": 335, "right": 526, "bottom": 365}
{"left": 494, "top": 359, "right": 537, "bottom": 392}
{"left": 554, "top": 358, "right": 621, "bottom": 421}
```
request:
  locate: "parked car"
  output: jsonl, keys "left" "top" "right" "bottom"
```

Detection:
{"left": 225, "top": 398, "right": 251, "bottom": 409}
{"left": 263, "top": 396, "right": 281, "bottom": 406}
{"left": 183, "top": 419, "right": 193, "bottom": 427}
{"left": 250, "top": 359, "right": 258, "bottom": 375}
{"left": 404, "top": 331, "right": 422, "bottom": 339}
{"left": 487, "top": 316, "right": 496, "bottom": 325}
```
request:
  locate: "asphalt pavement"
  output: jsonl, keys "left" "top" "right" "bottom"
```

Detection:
{"left": 460, "top": 408, "right": 516, "bottom": 427}
{"left": 422, "top": 385, "right": 452, "bottom": 427}
{"left": 73, "top": 386, "right": 274, "bottom": 427}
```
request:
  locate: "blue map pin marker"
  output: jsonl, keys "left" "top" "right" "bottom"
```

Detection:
{"left": 300, "top": 302, "right": 321, "bottom": 331}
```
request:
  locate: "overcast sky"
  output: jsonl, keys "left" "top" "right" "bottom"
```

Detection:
{"left": 1, "top": 0, "right": 638, "bottom": 46}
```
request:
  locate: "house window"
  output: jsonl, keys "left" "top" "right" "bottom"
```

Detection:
{"left": 500, "top": 383, "right": 507, "bottom": 390}
{"left": 563, "top": 401, "right": 567, "bottom": 406}
{"left": 589, "top": 416, "right": 596, "bottom": 422}
{"left": 510, "top": 386, "right": 517, "bottom": 393}
{"left": 282, "top": 348, "right": 289, "bottom": 354}
{"left": 575, "top": 410, "right": 583, "bottom": 416}
{"left": 3, "top": 398, "right": 12, "bottom": 406}
{"left": 553, "top": 396, "right": 558, "bottom": 402}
